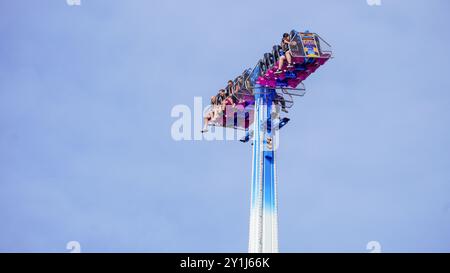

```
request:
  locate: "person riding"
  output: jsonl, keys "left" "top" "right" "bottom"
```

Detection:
{"left": 230, "top": 77, "right": 242, "bottom": 105}
{"left": 275, "top": 93, "right": 289, "bottom": 113}
{"left": 216, "top": 89, "right": 227, "bottom": 106}
{"left": 225, "top": 80, "right": 234, "bottom": 97}
{"left": 275, "top": 33, "right": 294, "bottom": 74}
{"left": 201, "top": 95, "right": 221, "bottom": 133}
{"left": 222, "top": 85, "right": 237, "bottom": 116}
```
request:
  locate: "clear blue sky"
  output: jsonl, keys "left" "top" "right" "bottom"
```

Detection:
{"left": 1, "top": 0, "right": 450, "bottom": 252}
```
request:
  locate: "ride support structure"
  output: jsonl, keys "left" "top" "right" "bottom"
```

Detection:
{"left": 206, "top": 30, "right": 332, "bottom": 253}
{"left": 248, "top": 85, "right": 279, "bottom": 253}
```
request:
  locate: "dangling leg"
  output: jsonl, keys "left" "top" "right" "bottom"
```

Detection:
{"left": 202, "top": 113, "right": 212, "bottom": 133}
{"left": 286, "top": 51, "right": 294, "bottom": 68}
{"left": 275, "top": 56, "right": 286, "bottom": 74}
{"left": 280, "top": 97, "right": 288, "bottom": 113}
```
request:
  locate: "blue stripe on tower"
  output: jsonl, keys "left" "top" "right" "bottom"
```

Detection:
{"left": 263, "top": 150, "right": 275, "bottom": 212}
{"left": 263, "top": 89, "right": 276, "bottom": 212}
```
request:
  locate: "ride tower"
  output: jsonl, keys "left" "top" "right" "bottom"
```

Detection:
{"left": 247, "top": 84, "right": 279, "bottom": 253}
{"left": 206, "top": 30, "right": 332, "bottom": 253}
